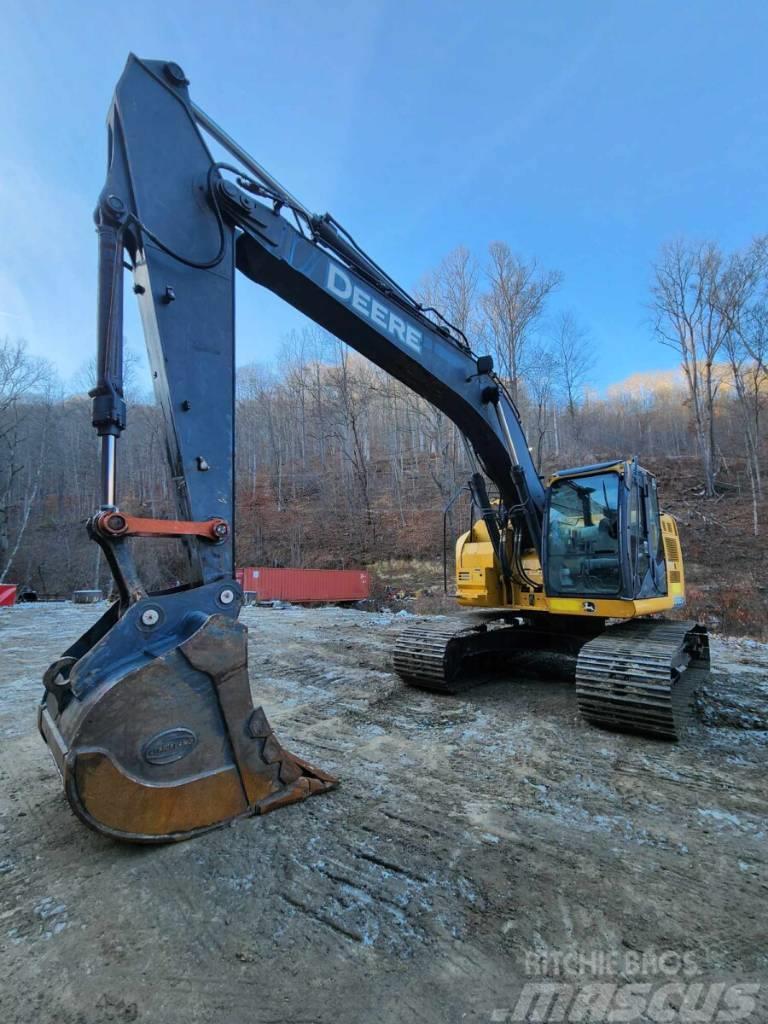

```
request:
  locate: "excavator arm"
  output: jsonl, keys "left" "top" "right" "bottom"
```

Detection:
{"left": 95, "top": 55, "right": 546, "bottom": 560}
{"left": 38, "top": 54, "right": 549, "bottom": 844}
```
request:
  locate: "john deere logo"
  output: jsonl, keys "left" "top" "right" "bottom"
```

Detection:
{"left": 142, "top": 728, "right": 197, "bottom": 765}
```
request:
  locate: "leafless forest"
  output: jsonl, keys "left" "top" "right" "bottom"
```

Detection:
{"left": 1, "top": 236, "right": 766, "bottom": 633}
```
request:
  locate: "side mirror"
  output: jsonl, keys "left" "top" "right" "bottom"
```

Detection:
{"left": 476, "top": 355, "right": 493, "bottom": 375}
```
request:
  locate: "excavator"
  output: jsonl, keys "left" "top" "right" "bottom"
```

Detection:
{"left": 38, "top": 55, "right": 709, "bottom": 844}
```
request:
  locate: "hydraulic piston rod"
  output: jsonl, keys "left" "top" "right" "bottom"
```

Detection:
{"left": 100, "top": 435, "right": 117, "bottom": 509}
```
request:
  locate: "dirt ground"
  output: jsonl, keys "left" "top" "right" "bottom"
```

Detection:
{"left": 1, "top": 602, "right": 767, "bottom": 1024}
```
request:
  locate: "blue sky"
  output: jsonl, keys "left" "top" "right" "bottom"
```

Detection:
{"left": 1, "top": 1, "right": 766, "bottom": 391}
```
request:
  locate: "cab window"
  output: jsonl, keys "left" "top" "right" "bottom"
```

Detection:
{"left": 546, "top": 472, "right": 621, "bottom": 596}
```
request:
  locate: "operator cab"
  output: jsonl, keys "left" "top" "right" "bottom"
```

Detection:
{"left": 544, "top": 459, "right": 667, "bottom": 601}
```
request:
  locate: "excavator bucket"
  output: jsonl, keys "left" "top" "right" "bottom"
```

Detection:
{"left": 39, "top": 581, "right": 336, "bottom": 843}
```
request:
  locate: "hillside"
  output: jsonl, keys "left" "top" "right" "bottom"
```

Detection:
{"left": 373, "top": 455, "right": 768, "bottom": 639}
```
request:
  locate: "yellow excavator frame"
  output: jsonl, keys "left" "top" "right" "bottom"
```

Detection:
{"left": 455, "top": 513, "right": 685, "bottom": 619}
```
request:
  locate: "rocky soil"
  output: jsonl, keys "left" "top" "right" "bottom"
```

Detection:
{"left": 1, "top": 602, "right": 766, "bottom": 1023}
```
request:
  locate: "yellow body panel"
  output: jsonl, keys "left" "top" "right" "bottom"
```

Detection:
{"left": 455, "top": 513, "right": 685, "bottom": 619}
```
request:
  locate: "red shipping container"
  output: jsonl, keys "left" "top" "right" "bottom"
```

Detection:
{"left": 235, "top": 567, "right": 370, "bottom": 604}
{"left": 0, "top": 584, "right": 18, "bottom": 607}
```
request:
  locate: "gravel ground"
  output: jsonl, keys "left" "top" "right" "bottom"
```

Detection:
{"left": 1, "top": 602, "right": 766, "bottom": 1024}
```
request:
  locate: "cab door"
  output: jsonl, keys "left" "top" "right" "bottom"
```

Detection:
{"left": 627, "top": 468, "right": 667, "bottom": 599}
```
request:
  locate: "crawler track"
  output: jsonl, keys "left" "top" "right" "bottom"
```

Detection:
{"left": 393, "top": 618, "right": 590, "bottom": 693}
{"left": 392, "top": 624, "right": 468, "bottom": 691}
{"left": 575, "top": 619, "right": 710, "bottom": 740}
{"left": 394, "top": 617, "right": 710, "bottom": 741}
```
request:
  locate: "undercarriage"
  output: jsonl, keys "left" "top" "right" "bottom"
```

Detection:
{"left": 394, "top": 615, "right": 710, "bottom": 741}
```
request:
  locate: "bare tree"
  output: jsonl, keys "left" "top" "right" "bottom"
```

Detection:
{"left": 526, "top": 343, "right": 559, "bottom": 470}
{"left": 326, "top": 342, "right": 377, "bottom": 549}
{"left": 717, "top": 237, "right": 768, "bottom": 533}
{"left": 418, "top": 245, "right": 481, "bottom": 346}
{"left": 551, "top": 311, "right": 595, "bottom": 427}
{"left": 651, "top": 240, "right": 728, "bottom": 496}
{"left": 481, "top": 242, "right": 562, "bottom": 402}
{"left": 0, "top": 339, "right": 55, "bottom": 581}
